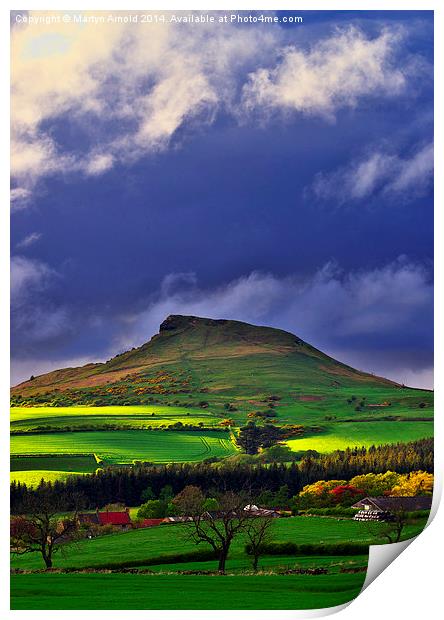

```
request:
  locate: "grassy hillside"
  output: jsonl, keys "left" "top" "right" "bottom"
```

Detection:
{"left": 10, "top": 315, "right": 433, "bottom": 485}
{"left": 12, "top": 315, "right": 399, "bottom": 401}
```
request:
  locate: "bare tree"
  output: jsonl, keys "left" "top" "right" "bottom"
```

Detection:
{"left": 368, "top": 508, "right": 408, "bottom": 544}
{"left": 244, "top": 516, "right": 275, "bottom": 572}
{"left": 10, "top": 491, "right": 83, "bottom": 569}
{"left": 173, "top": 485, "right": 252, "bottom": 574}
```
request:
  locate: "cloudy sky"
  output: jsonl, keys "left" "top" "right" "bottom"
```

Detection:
{"left": 10, "top": 10, "right": 433, "bottom": 388}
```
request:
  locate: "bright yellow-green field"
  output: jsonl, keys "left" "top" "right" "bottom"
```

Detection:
{"left": 286, "top": 421, "right": 433, "bottom": 453}
{"left": 11, "top": 405, "right": 219, "bottom": 431}
{"left": 10, "top": 428, "right": 237, "bottom": 486}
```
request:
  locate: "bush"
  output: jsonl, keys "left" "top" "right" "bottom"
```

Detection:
{"left": 299, "top": 507, "right": 357, "bottom": 517}
{"left": 77, "top": 548, "right": 218, "bottom": 570}
{"left": 245, "top": 541, "right": 369, "bottom": 556}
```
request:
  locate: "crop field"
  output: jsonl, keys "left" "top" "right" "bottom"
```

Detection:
{"left": 286, "top": 421, "right": 433, "bottom": 453}
{"left": 10, "top": 405, "right": 220, "bottom": 432}
{"left": 10, "top": 429, "right": 235, "bottom": 465}
{"left": 11, "top": 454, "right": 98, "bottom": 472}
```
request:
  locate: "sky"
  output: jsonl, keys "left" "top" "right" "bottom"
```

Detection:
{"left": 10, "top": 10, "right": 434, "bottom": 388}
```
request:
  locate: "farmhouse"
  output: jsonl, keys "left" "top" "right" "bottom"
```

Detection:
{"left": 352, "top": 496, "right": 432, "bottom": 521}
{"left": 78, "top": 508, "right": 132, "bottom": 529}
{"left": 78, "top": 512, "right": 100, "bottom": 526}
{"left": 98, "top": 509, "right": 132, "bottom": 529}
{"left": 243, "top": 504, "right": 281, "bottom": 518}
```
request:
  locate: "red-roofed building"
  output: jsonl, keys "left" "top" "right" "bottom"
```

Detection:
{"left": 139, "top": 518, "right": 165, "bottom": 528}
{"left": 97, "top": 509, "right": 132, "bottom": 529}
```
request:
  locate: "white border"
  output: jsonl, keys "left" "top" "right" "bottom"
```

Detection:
{"left": 2, "top": 2, "right": 442, "bottom": 618}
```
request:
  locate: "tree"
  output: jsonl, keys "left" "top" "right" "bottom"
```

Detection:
{"left": 141, "top": 486, "right": 156, "bottom": 501}
{"left": 390, "top": 471, "right": 434, "bottom": 496}
{"left": 259, "top": 444, "right": 295, "bottom": 463}
{"left": 237, "top": 422, "right": 263, "bottom": 454}
{"left": 137, "top": 499, "right": 168, "bottom": 519}
{"left": 173, "top": 485, "right": 251, "bottom": 574}
{"left": 10, "top": 491, "right": 82, "bottom": 569}
{"left": 244, "top": 516, "right": 275, "bottom": 571}
{"left": 159, "top": 485, "right": 174, "bottom": 501}
{"left": 329, "top": 484, "right": 364, "bottom": 505}
{"left": 368, "top": 508, "right": 408, "bottom": 544}
{"left": 349, "top": 472, "right": 401, "bottom": 497}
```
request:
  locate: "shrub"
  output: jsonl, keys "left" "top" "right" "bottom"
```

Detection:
{"left": 76, "top": 548, "right": 218, "bottom": 570}
{"left": 245, "top": 541, "right": 369, "bottom": 556}
{"left": 299, "top": 506, "right": 357, "bottom": 517}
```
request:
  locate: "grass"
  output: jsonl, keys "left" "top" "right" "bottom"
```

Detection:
{"left": 10, "top": 429, "right": 236, "bottom": 466}
{"left": 10, "top": 405, "right": 220, "bottom": 431}
{"left": 11, "top": 516, "right": 427, "bottom": 571}
{"left": 10, "top": 471, "right": 85, "bottom": 486}
{"left": 10, "top": 514, "right": 427, "bottom": 610}
{"left": 10, "top": 572, "right": 366, "bottom": 610}
{"left": 285, "top": 421, "right": 433, "bottom": 453}
{"left": 11, "top": 454, "right": 98, "bottom": 472}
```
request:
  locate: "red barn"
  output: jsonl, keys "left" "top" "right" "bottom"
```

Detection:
{"left": 97, "top": 509, "right": 132, "bottom": 529}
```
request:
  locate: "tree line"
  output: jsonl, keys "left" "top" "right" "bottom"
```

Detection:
{"left": 11, "top": 438, "right": 433, "bottom": 513}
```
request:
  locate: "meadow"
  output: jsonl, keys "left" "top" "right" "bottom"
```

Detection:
{"left": 10, "top": 405, "right": 220, "bottom": 431}
{"left": 11, "top": 514, "right": 428, "bottom": 610}
{"left": 10, "top": 384, "right": 433, "bottom": 486}
{"left": 285, "top": 421, "right": 433, "bottom": 453}
{"left": 11, "top": 429, "right": 235, "bottom": 465}
{"left": 10, "top": 572, "right": 366, "bottom": 610}
{"left": 11, "top": 516, "right": 426, "bottom": 571}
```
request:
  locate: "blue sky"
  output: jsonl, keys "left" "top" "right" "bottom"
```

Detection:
{"left": 10, "top": 10, "right": 433, "bottom": 387}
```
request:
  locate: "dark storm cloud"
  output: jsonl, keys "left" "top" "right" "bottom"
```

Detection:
{"left": 10, "top": 11, "right": 434, "bottom": 388}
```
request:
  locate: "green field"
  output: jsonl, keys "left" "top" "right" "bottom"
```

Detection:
{"left": 11, "top": 429, "right": 235, "bottom": 466}
{"left": 10, "top": 454, "right": 99, "bottom": 486}
{"left": 11, "top": 454, "right": 98, "bottom": 472}
{"left": 11, "top": 516, "right": 426, "bottom": 571}
{"left": 10, "top": 392, "right": 433, "bottom": 484}
{"left": 10, "top": 572, "right": 365, "bottom": 610}
{"left": 10, "top": 405, "right": 220, "bottom": 431}
{"left": 11, "top": 515, "right": 428, "bottom": 609}
{"left": 286, "top": 421, "right": 433, "bottom": 453}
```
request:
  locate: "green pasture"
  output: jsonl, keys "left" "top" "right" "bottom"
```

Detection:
{"left": 10, "top": 429, "right": 236, "bottom": 465}
{"left": 10, "top": 572, "right": 365, "bottom": 610}
{"left": 10, "top": 454, "right": 98, "bottom": 486}
{"left": 286, "top": 421, "right": 433, "bottom": 453}
{"left": 11, "top": 516, "right": 426, "bottom": 571}
{"left": 11, "top": 513, "right": 428, "bottom": 609}
{"left": 11, "top": 454, "right": 98, "bottom": 472}
{"left": 10, "top": 470, "right": 83, "bottom": 487}
{"left": 10, "top": 405, "right": 220, "bottom": 431}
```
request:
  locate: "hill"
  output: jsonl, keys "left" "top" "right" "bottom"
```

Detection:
{"left": 10, "top": 316, "right": 433, "bottom": 485}
{"left": 11, "top": 314, "right": 397, "bottom": 400}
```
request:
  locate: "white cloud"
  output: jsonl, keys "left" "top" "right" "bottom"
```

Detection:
{"left": 311, "top": 142, "right": 433, "bottom": 203}
{"left": 11, "top": 17, "right": 416, "bottom": 201}
{"left": 242, "top": 26, "right": 406, "bottom": 120}
{"left": 10, "top": 12, "right": 275, "bottom": 195}
{"left": 10, "top": 255, "right": 55, "bottom": 303}
{"left": 15, "top": 232, "right": 42, "bottom": 249}
{"left": 387, "top": 142, "right": 434, "bottom": 193}
{"left": 10, "top": 187, "right": 32, "bottom": 210}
